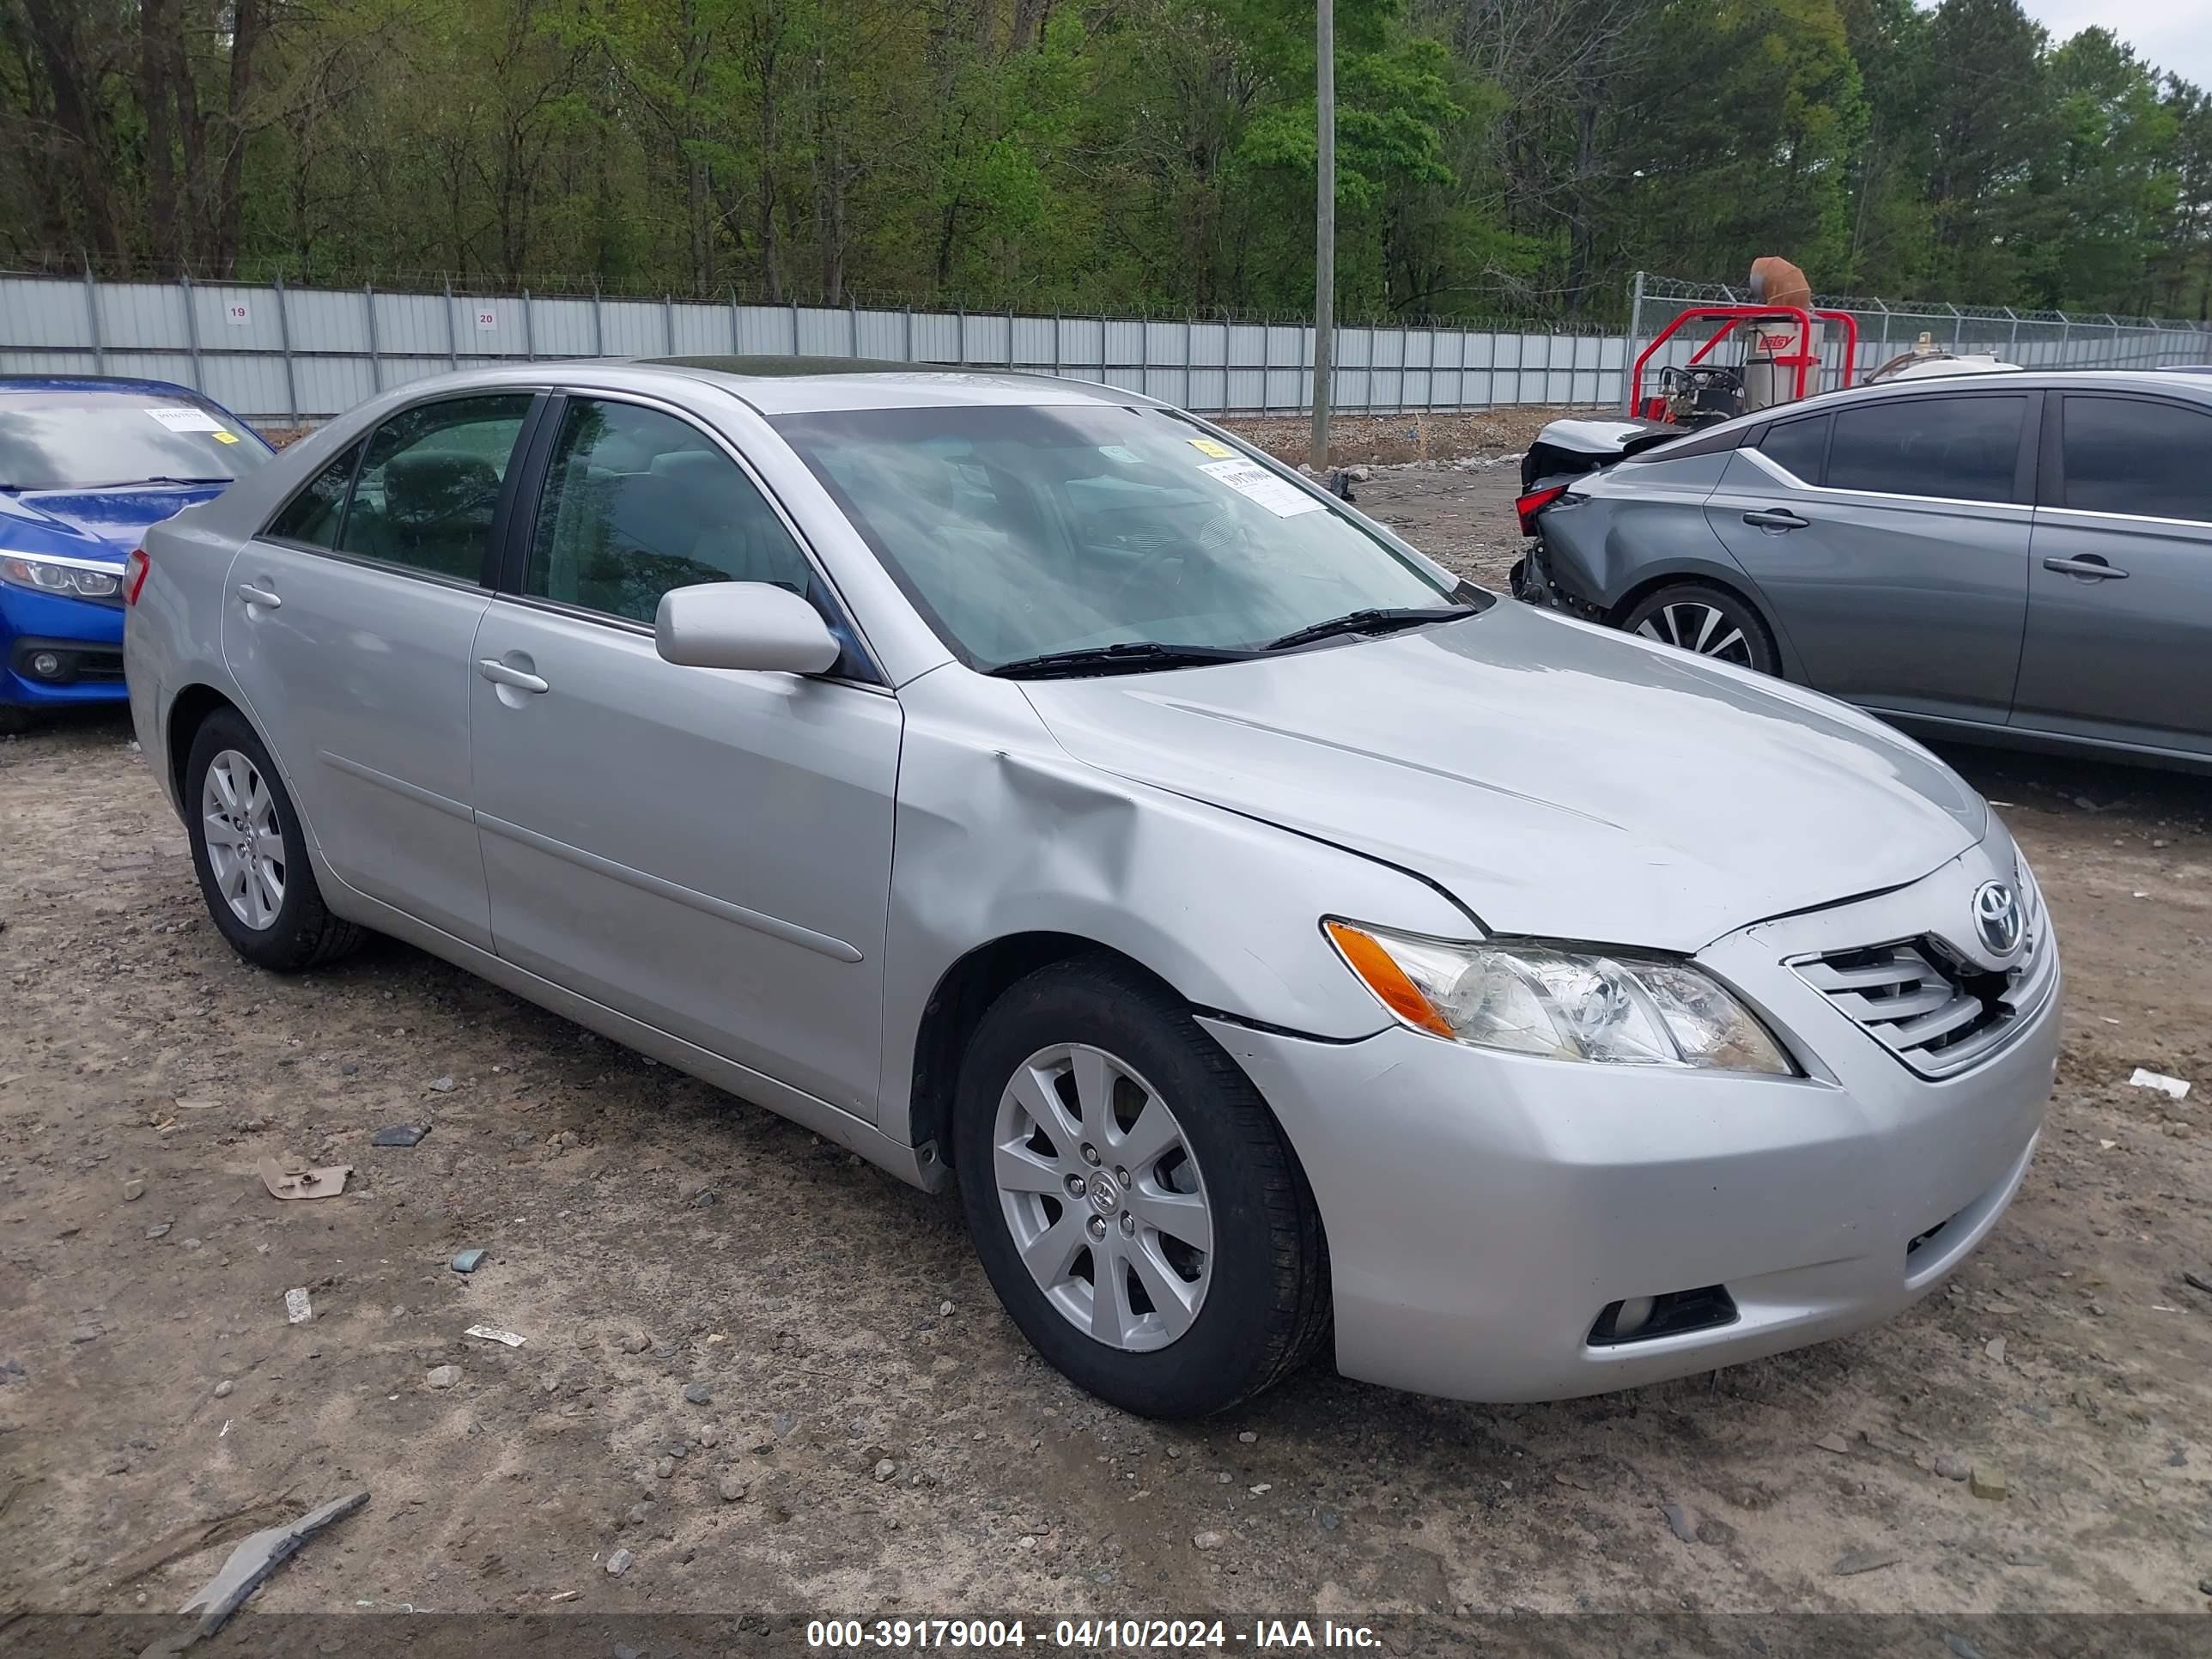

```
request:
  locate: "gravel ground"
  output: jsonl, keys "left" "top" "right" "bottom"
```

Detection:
{"left": 3, "top": 468, "right": 2211, "bottom": 1646}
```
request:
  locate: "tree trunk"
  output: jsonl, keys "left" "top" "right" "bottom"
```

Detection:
{"left": 19, "top": 0, "right": 124, "bottom": 259}
{"left": 213, "top": 0, "right": 267, "bottom": 274}
{"left": 140, "top": 0, "right": 178, "bottom": 265}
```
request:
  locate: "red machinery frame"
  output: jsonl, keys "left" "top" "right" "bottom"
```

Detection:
{"left": 1628, "top": 304, "right": 1860, "bottom": 420}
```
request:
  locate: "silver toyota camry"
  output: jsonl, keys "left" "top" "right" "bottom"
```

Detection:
{"left": 123, "top": 359, "right": 2059, "bottom": 1417}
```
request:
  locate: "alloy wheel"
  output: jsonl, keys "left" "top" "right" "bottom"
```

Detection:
{"left": 991, "top": 1043, "right": 1214, "bottom": 1352}
{"left": 1635, "top": 600, "right": 1753, "bottom": 665}
{"left": 201, "top": 748, "right": 287, "bottom": 931}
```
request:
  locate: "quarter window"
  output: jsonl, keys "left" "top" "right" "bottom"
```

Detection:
{"left": 1826, "top": 396, "right": 2027, "bottom": 504}
{"left": 2059, "top": 396, "right": 2212, "bottom": 523}
{"left": 266, "top": 441, "right": 362, "bottom": 548}
{"left": 525, "top": 398, "right": 818, "bottom": 623}
{"left": 1757, "top": 414, "right": 1829, "bottom": 485}
{"left": 335, "top": 395, "right": 533, "bottom": 580}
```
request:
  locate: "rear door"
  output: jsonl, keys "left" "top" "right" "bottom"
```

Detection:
{"left": 2014, "top": 391, "right": 2212, "bottom": 758}
{"left": 1704, "top": 391, "right": 2037, "bottom": 724}
{"left": 222, "top": 392, "right": 538, "bottom": 947}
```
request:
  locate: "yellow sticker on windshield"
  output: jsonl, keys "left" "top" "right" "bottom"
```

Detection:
{"left": 212, "top": 430, "right": 240, "bottom": 443}
{"left": 1188, "top": 437, "right": 1236, "bottom": 459}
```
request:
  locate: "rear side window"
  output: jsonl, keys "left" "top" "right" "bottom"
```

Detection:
{"left": 1758, "top": 414, "right": 1830, "bottom": 484}
{"left": 1826, "top": 395, "right": 2027, "bottom": 504}
{"left": 2059, "top": 396, "right": 2212, "bottom": 523}
{"left": 266, "top": 442, "right": 362, "bottom": 548}
{"left": 336, "top": 395, "right": 532, "bottom": 581}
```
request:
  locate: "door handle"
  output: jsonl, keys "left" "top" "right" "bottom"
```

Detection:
{"left": 477, "top": 658, "right": 550, "bottom": 694}
{"left": 235, "top": 581, "right": 282, "bottom": 609}
{"left": 1741, "top": 509, "right": 1809, "bottom": 532}
{"left": 2042, "top": 556, "right": 2128, "bottom": 581}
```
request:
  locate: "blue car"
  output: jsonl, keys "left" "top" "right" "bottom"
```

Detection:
{"left": 1, "top": 376, "right": 273, "bottom": 732}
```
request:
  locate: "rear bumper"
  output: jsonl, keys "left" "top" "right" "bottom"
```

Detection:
{"left": 1511, "top": 542, "right": 1607, "bottom": 622}
{"left": 1199, "top": 856, "right": 2058, "bottom": 1402}
{"left": 0, "top": 589, "right": 127, "bottom": 708}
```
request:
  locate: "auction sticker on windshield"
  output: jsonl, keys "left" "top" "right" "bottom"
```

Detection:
{"left": 144, "top": 406, "right": 228, "bottom": 433}
{"left": 1199, "top": 457, "right": 1324, "bottom": 517}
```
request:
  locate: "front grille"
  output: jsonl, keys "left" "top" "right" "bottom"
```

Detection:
{"left": 1793, "top": 881, "right": 2053, "bottom": 1079}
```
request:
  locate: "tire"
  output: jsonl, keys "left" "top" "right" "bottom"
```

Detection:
{"left": 0, "top": 704, "right": 33, "bottom": 737}
{"left": 954, "top": 955, "right": 1331, "bottom": 1418}
{"left": 185, "top": 707, "right": 364, "bottom": 971}
{"left": 1617, "top": 580, "right": 1780, "bottom": 676}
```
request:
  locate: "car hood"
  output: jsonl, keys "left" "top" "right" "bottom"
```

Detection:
{"left": 0, "top": 484, "right": 226, "bottom": 562}
{"left": 1018, "top": 601, "right": 1985, "bottom": 952}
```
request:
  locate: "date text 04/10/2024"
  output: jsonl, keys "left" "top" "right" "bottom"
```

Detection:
{"left": 805, "top": 1619, "right": 1382, "bottom": 1650}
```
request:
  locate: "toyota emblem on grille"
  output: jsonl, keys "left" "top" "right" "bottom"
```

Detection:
{"left": 1972, "top": 880, "right": 2023, "bottom": 958}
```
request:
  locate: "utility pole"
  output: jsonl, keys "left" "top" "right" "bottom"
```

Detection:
{"left": 1309, "top": 0, "right": 1335, "bottom": 471}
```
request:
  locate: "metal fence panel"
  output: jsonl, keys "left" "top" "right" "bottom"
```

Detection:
{"left": 23, "top": 268, "right": 2187, "bottom": 428}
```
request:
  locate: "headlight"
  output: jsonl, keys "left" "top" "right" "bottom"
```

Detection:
{"left": 1324, "top": 919, "right": 1795, "bottom": 1073}
{"left": 1, "top": 554, "right": 122, "bottom": 600}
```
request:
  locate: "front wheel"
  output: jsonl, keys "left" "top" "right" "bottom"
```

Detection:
{"left": 185, "top": 708, "right": 364, "bottom": 971}
{"left": 954, "top": 956, "right": 1330, "bottom": 1418}
{"left": 1618, "top": 581, "right": 1780, "bottom": 676}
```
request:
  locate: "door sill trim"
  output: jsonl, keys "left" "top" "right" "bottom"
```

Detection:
{"left": 310, "top": 860, "right": 945, "bottom": 1193}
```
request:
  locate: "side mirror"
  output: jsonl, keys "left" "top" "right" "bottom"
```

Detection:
{"left": 655, "top": 582, "right": 842, "bottom": 676}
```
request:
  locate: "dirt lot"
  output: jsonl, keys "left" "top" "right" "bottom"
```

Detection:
{"left": 4, "top": 463, "right": 2211, "bottom": 1649}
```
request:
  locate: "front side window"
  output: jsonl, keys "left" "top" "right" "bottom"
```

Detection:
{"left": 336, "top": 395, "right": 532, "bottom": 580}
{"left": 1826, "top": 395, "right": 2027, "bottom": 505}
{"left": 2060, "top": 396, "right": 2212, "bottom": 523}
{"left": 266, "top": 441, "right": 362, "bottom": 548}
{"left": 769, "top": 404, "right": 1460, "bottom": 670}
{"left": 0, "top": 390, "right": 271, "bottom": 491}
{"left": 526, "top": 398, "right": 817, "bottom": 623}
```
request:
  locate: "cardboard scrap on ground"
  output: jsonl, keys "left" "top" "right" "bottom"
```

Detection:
{"left": 258, "top": 1159, "right": 352, "bottom": 1200}
{"left": 2127, "top": 1068, "right": 2191, "bottom": 1102}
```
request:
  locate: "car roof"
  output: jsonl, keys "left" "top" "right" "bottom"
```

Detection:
{"left": 643, "top": 357, "right": 1152, "bottom": 415}
{"left": 1644, "top": 366, "right": 2212, "bottom": 458}
{"left": 0, "top": 373, "right": 211, "bottom": 400}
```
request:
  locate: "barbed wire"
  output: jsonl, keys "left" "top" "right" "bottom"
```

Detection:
{"left": 1638, "top": 273, "right": 2209, "bottom": 335}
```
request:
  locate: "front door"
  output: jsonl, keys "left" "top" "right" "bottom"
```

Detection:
{"left": 222, "top": 393, "right": 538, "bottom": 947}
{"left": 467, "top": 392, "right": 901, "bottom": 1117}
{"left": 2013, "top": 391, "right": 2212, "bottom": 759}
{"left": 1704, "top": 391, "right": 2037, "bottom": 725}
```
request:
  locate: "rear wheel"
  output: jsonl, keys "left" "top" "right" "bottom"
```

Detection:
{"left": 954, "top": 956, "right": 1330, "bottom": 1418}
{"left": 185, "top": 708, "right": 364, "bottom": 971}
{"left": 1618, "top": 581, "right": 1779, "bottom": 676}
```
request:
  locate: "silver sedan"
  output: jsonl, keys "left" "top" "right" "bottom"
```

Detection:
{"left": 123, "top": 360, "right": 2058, "bottom": 1415}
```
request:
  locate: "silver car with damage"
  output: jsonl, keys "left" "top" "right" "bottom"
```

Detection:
{"left": 124, "top": 359, "right": 2059, "bottom": 1415}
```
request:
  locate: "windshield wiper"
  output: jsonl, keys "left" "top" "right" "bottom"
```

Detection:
{"left": 88, "top": 476, "right": 233, "bottom": 489}
{"left": 1263, "top": 604, "right": 1478, "bottom": 652}
{"left": 988, "top": 641, "right": 1258, "bottom": 680}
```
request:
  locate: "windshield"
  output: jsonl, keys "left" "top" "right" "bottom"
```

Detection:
{"left": 0, "top": 391, "right": 270, "bottom": 491}
{"left": 770, "top": 403, "right": 1461, "bottom": 670}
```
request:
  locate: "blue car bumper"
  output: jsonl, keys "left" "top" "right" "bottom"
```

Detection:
{"left": 0, "top": 584, "right": 128, "bottom": 710}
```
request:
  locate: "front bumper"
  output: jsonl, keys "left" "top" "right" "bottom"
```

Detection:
{"left": 1200, "top": 854, "right": 2058, "bottom": 1402}
{"left": 1, "top": 586, "right": 127, "bottom": 708}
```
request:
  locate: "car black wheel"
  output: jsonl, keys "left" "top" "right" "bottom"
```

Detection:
{"left": 1619, "top": 581, "right": 1780, "bottom": 676}
{"left": 185, "top": 708, "right": 364, "bottom": 971}
{"left": 954, "top": 954, "right": 1331, "bottom": 1419}
{"left": 0, "top": 705, "right": 33, "bottom": 737}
